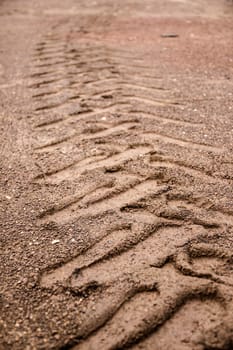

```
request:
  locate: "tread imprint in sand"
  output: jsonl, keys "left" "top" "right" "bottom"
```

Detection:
{"left": 29, "top": 25, "right": 233, "bottom": 350}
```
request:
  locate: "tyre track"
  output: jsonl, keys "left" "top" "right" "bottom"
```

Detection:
{"left": 29, "top": 23, "right": 233, "bottom": 350}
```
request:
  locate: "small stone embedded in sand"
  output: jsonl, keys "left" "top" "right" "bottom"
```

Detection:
{"left": 161, "top": 33, "right": 179, "bottom": 38}
{"left": 51, "top": 239, "right": 60, "bottom": 245}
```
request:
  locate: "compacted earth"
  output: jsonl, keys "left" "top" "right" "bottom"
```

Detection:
{"left": 0, "top": 0, "right": 233, "bottom": 349}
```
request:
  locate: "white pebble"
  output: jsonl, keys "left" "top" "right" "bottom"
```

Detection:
{"left": 52, "top": 239, "right": 60, "bottom": 245}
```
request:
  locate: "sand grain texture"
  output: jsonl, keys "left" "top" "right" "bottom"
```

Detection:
{"left": 0, "top": 0, "right": 233, "bottom": 349}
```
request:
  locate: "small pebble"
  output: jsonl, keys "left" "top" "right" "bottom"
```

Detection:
{"left": 161, "top": 33, "right": 179, "bottom": 38}
{"left": 52, "top": 239, "right": 60, "bottom": 245}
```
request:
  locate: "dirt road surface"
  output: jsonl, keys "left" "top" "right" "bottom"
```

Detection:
{"left": 0, "top": 0, "right": 233, "bottom": 349}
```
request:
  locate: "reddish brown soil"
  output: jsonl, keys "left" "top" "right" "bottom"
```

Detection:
{"left": 0, "top": 0, "right": 233, "bottom": 349}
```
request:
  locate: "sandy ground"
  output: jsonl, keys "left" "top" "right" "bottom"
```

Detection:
{"left": 0, "top": 0, "right": 233, "bottom": 349}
